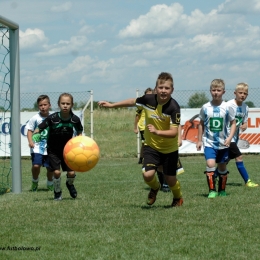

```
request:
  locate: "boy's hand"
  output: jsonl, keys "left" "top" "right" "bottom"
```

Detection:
{"left": 147, "top": 124, "right": 158, "bottom": 135}
{"left": 98, "top": 101, "right": 113, "bottom": 108}
{"left": 32, "top": 133, "right": 41, "bottom": 143}
{"left": 224, "top": 138, "right": 231, "bottom": 147}
{"left": 196, "top": 141, "right": 202, "bottom": 151}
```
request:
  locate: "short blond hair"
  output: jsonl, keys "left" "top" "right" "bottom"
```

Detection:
{"left": 236, "top": 82, "right": 248, "bottom": 92}
{"left": 210, "top": 79, "right": 225, "bottom": 90}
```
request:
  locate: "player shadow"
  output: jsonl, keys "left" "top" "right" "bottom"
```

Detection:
{"left": 226, "top": 182, "right": 242, "bottom": 187}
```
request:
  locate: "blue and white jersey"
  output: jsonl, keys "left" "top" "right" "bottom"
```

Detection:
{"left": 26, "top": 112, "right": 49, "bottom": 155}
{"left": 199, "top": 101, "right": 235, "bottom": 150}
{"left": 227, "top": 99, "right": 248, "bottom": 143}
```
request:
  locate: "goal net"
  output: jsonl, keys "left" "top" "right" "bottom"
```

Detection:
{"left": 0, "top": 15, "right": 21, "bottom": 194}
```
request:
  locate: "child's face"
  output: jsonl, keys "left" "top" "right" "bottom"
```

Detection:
{"left": 210, "top": 87, "right": 225, "bottom": 101}
{"left": 38, "top": 99, "right": 51, "bottom": 116}
{"left": 234, "top": 88, "right": 248, "bottom": 102}
{"left": 156, "top": 80, "right": 173, "bottom": 104}
{"left": 59, "top": 96, "right": 73, "bottom": 114}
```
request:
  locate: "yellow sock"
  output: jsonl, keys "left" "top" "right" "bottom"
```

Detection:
{"left": 170, "top": 180, "right": 182, "bottom": 199}
{"left": 145, "top": 175, "right": 160, "bottom": 190}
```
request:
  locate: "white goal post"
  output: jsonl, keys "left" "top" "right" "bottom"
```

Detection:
{"left": 0, "top": 15, "right": 21, "bottom": 194}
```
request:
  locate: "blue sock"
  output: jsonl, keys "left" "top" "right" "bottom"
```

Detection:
{"left": 236, "top": 161, "right": 249, "bottom": 183}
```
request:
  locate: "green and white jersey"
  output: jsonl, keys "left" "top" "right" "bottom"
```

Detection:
{"left": 227, "top": 99, "right": 248, "bottom": 143}
{"left": 26, "top": 112, "right": 49, "bottom": 155}
{"left": 199, "top": 101, "right": 235, "bottom": 150}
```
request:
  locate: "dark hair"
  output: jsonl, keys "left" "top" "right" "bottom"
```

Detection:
{"left": 37, "top": 95, "right": 50, "bottom": 104}
{"left": 156, "top": 72, "right": 174, "bottom": 88}
{"left": 58, "top": 93, "right": 74, "bottom": 106}
{"left": 144, "top": 88, "right": 153, "bottom": 94}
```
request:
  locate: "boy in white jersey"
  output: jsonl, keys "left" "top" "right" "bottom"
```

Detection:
{"left": 99, "top": 72, "right": 183, "bottom": 207}
{"left": 196, "top": 79, "right": 236, "bottom": 198}
{"left": 225, "top": 83, "right": 258, "bottom": 187}
{"left": 26, "top": 95, "right": 53, "bottom": 191}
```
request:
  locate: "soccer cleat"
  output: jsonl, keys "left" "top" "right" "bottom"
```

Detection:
{"left": 218, "top": 191, "right": 227, "bottom": 197}
{"left": 245, "top": 179, "right": 259, "bottom": 188}
{"left": 177, "top": 168, "right": 185, "bottom": 175}
{"left": 31, "top": 182, "right": 38, "bottom": 192}
{"left": 66, "top": 181, "right": 77, "bottom": 198}
{"left": 171, "top": 198, "right": 183, "bottom": 207}
{"left": 207, "top": 191, "right": 218, "bottom": 199}
{"left": 54, "top": 191, "right": 62, "bottom": 201}
{"left": 162, "top": 183, "right": 170, "bottom": 192}
{"left": 147, "top": 185, "right": 160, "bottom": 205}
{"left": 47, "top": 184, "right": 54, "bottom": 191}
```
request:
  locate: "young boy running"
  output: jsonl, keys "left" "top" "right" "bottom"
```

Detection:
{"left": 99, "top": 72, "right": 183, "bottom": 207}
{"left": 26, "top": 95, "right": 53, "bottom": 191}
{"left": 225, "top": 83, "right": 258, "bottom": 187}
{"left": 196, "top": 79, "right": 237, "bottom": 198}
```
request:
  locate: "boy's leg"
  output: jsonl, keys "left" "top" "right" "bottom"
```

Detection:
{"left": 205, "top": 167, "right": 218, "bottom": 198}
{"left": 31, "top": 165, "right": 40, "bottom": 191}
{"left": 30, "top": 153, "right": 43, "bottom": 192}
{"left": 163, "top": 150, "right": 183, "bottom": 207}
{"left": 46, "top": 170, "right": 54, "bottom": 191}
{"left": 143, "top": 146, "right": 161, "bottom": 205}
{"left": 176, "top": 157, "right": 184, "bottom": 175}
{"left": 66, "top": 171, "right": 77, "bottom": 198}
{"left": 204, "top": 148, "right": 218, "bottom": 198}
{"left": 53, "top": 170, "right": 62, "bottom": 201}
{"left": 230, "top": 142, "right": 258, "bottom": 187}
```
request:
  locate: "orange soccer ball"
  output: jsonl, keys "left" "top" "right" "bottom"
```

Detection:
{"left": 63, "top": 136, "right": 100, "bottom": 172}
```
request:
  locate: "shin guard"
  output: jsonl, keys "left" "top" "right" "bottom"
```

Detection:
{"left": 205, "top": 171, "right": 216, "bottom": 191}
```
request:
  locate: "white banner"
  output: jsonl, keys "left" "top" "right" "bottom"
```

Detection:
{"left": 0, "top": 111, "right": 82, "bottom": 157}
{"left": 179, "top": 108, "right": 260, "bottom": 154}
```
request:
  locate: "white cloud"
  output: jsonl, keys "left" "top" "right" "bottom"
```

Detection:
{"left": 36, "top": 36, "right": 88, "bottom": 56}
{"left": 51, "top": 2, "right": 72, "bottom": 12}
{"left": 119, "top": 3, "right": 183, "bottom": 38}
{"left": 219, "top": 0, "right": 260, "bottom": 14}
{"left": 20, "top": 28, "right": 48, "bottom": 51}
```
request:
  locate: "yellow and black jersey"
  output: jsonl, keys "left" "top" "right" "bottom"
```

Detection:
{"left": 135, "top": 94, "right": 180, "bottom": 154}
{"left": 135, "top": 109, "right": 145, "bottom": 131}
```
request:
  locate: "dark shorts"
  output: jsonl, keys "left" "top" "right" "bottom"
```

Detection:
{"left": 47, "top": 149, "right": 72, "bottom": 172}
{"left": 204, "top": 147, "right": 229, "bottom": 164}
{"left": 229, "top": 142, "right": 241, "bottom": 159}
{"left": 31, "top": 153, "right": 50, "bottom": 168}
{"left": 143, "top": 145, "right": 178, "bottom": 176}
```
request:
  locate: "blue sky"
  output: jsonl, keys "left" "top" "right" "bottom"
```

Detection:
{"left": 1, "top": 0, "right": 260, "bottom": 103}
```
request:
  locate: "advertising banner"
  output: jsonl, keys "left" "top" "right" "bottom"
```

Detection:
{"left": 179, "top": 108, "right": 260, "bottom": 154}
{"left": 0, "top": 111, "right": 82, "bottom": 157}
{"left": 0, "top": 109, "right": 259, "bottom": 156}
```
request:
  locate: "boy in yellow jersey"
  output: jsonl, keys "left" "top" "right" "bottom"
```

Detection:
{"left": 134, "top": 88, "right": 153, "bottom": 164}
{"left": 99, "top": 72, "right": 183, "bottom": 207}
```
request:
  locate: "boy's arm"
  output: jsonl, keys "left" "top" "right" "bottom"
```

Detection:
{"left": 196, "top": 120, "right": 204, "bottom": 151}
{"left": 134, "top": 115, "right": 140, "bottom": 134}
{"left": 98, "top": 98, "right": 136, "bottom": 108}
{"left": 178, "top": 125, "right": 182, "bottom": 147}
{"left": 27, "top": 130, "right": 35, "bottom": 148}
{"left": 224, "top": 119, "right": 236, "bottom": 146}
{"left": 146, "top": 124, "right": 178, "bottom": 138}
{"left": 240, "top": 122, "right": 247, "bottom": 132}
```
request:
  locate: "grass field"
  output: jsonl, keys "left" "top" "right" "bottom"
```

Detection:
{"left": 1, "top": 109, "right": 260, "bottom": 260}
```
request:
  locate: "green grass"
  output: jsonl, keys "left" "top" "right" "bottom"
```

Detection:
{"left": 1, "top": 155, "right": 260, "bottom": 260}
{"left": 1, "top": 109, "right": 260, "bottom": 259}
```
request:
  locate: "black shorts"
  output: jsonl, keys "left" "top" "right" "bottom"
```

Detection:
{"left": 143, "top": 145, "right": 178, "bottom": 176}
{"left": 47, "top": 149, "right": 73, "bottom": 172}
{"left": 229, "top": 142, "right": 241, "bottom": 160}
